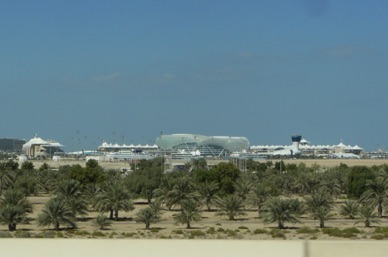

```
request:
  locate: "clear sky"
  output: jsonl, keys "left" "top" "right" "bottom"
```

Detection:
{"left": 1, "top": 0, "right": 387, "bottom": 151}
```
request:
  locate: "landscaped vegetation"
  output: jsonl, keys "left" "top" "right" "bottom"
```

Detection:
{"left": 1, "top": 157, "right": 388, "bottom": 239}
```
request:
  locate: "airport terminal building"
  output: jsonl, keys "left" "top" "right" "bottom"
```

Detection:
{"left": 155, "top": 134, "right": 250, "bottom": 158}
{"left": 22, "top": 136, "right": 64, "bottom": 159}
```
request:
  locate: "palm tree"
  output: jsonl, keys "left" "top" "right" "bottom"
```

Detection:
{"left": 355, "top": 205, "right": 379, "bottom": 228}
{"left": 288, "top": 198, "right": 306, "bottom": 216}
{"left": 55, "top": 179, "right": 88, "bottom": 218}
{"left": 340, "top": 200, "right": 360, "bottom": 219}
{"left": 311, "top": 206, "right": 333, "bottom": 228}
{"left": 247, "top": 183, "right": 272, "bottom": 218}
{"left": 0, "top": 189, "right": 32, "bottom": 212}
{"left": 165, "top": 176, "right": 199, "bottom": 210}
{"left": 215, "top": 195, "right": 246, "bottom": 221}
{"left": 174, "top": 199, "right": 202, "bottom": 229}
{"left": 36, "top": 169, "right": 59, "bottom": 194}
{"left": 93, "top": 182, "right": 134, "bottom": 220}
{"left": 262, "top": 198, "right": 300, "bottom": 229}
{"left": 305, "top": 190, "right": 333, "bottom": 211}
{"left": 65, "top": 197, "right": 89, "bottom": 218}
{"left": 0, "top": 189, "right": 32, "bottom": 231}
{"left": 234, "top": 177, "right": 253, "bottom": 201}
{"left": 360, "top": 176, "right": 388, "bottom": 218}
{"left": 93, "top": 214, "right": 112, "bottom": 230}
{"left": 0, "top": 204, "right": 26, "bottom": 231}
{"left": 0, "top": 167, "right": 14, "bottom": 195}
{"left": 37, "top": 197, "right": 77, "bottom": 230}
{"left": 55, "top": 179, "right": 82, "bottom": 199}
{"left": 321, "top": 178, "right": 342, "bottom": 198}
{"left": 305, "top": 190, "right": 333, "bottom": 228}
{"left": 135, "top": 207, "right": 160, "bottom": 230}
{"left": 196, "top": 181, "right": 219, "bottom": 211}
{"left": 190, "top": 158, "right": 207, "bottom": 171}
{"left": 154, "top": 177, "right": 175, "bottom": 210}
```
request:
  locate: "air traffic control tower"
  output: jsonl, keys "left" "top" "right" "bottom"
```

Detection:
{"left": 291, "top": 134, "right": 302, "bottom": 150}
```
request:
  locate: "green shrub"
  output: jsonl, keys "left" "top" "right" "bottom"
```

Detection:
{"left": 56, "top": 231, "right": 65, "bottom": 238}
{"left": 172, "top": 229, "right": 184, "bottom": 235}
{"left": 190, "top": 230, "right": 206, "bottom": 237}
{"left": 0, "top": 231, "right": 13, "bottom": 238}
{"left": 206, "top": 227, "right": 216, "bottom": 235}
{"left": 14, "top": 230, "right": 31, "bottom": 238}
{"left": 108, "top": 232, "right": 117, "bottom": 238}
{"left": 322, "top": 228, "right": 341, "bottom": 236}
{"left": 253, "top": 228, "right": 267, "bottom": 234}
{"left": 39, "top": 231, "right": 56, "bottom": 238}
{"left": 217, "top": 227, "right": 225, "bottom": 233}
{"left": 238, "top": 226, "right": 249, "bottom": 230}
{"left": 226, "top": 229, "right": 237, "bottom": 237}
{"left": 270, "top": 230, "right": 286, "bottom": 239}
{"left": 374, "top": 227, "right": 388, "bottom": 237}
{"left": 94, "top": 214, "right": 112, "bottom": 230}
{"left": 371, "top": 234, "right": 385, "bottom": 240}
{"left": 216, "top": 234, "right": 225, "bottom": 239}
{"left": 309, "top": 235, "right": 318, "bottom": 240}
{"left": 342, "top": 227, "right": 360, "bottom": 234}
{"left": 75, "top": 230, "right": 91, "bottom": 236}
{"left": 150, "top": 228, "right": 160, "bottom": 233}
{"left": 122, "top": 232, "right": 137, "bottom": 238}
{"left": 92, "top": 231, "right": 106, "bottom": 237}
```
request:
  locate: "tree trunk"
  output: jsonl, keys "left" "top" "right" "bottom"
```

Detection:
{"left": 186, "top": 222, "right": 191, "bottom": 229}
{"left": 145, "top": 223, "right": 150, "bottom": 230}
{"left": 8, "top": 223, "right": 16, "bottom": 231}
{"left": 109, "top": 209, "right": 114, "bottom": 220}
{"left": 378, "top": 202, "right": 383, "bottom": 218}
{"left": 320, "top": 219, "right": 324, "bottom": 228}
{"left": 206, "top": 202, "right": 211, "bottom": 212}
{"left": 55, "top": 222, "right": 60, "bottom": 231}
{"left": 115, "top": 210, "right": 119, "bottom": 221}
{"left": 278, "top": 221, "right": 284, "bottom": 229}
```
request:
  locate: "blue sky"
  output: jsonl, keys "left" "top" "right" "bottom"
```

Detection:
{"left": 1, "top": 0, "right": 387, "bottom": 151}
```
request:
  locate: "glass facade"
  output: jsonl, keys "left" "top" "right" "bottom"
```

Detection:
{"left": 155, "top": 134, "right": 250, "bottom": 158}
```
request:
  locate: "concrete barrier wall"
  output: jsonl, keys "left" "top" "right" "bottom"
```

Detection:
{"left": 1, "top": 240, "right": 388, "bottom": 257}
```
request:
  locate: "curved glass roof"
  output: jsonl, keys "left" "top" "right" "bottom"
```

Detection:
{"left": 155, "top": 134, "right": 250, "bottom": 155}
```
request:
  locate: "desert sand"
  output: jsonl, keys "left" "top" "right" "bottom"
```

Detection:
{"left": 0, "top": 193, "right": 385, "bottom": 241}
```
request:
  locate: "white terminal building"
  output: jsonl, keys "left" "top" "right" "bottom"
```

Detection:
{"left": 22, "top": 136, "right": 64, "bottom": 159}
{"left": 250, "top": 135, "right": 365, "bottom": 159}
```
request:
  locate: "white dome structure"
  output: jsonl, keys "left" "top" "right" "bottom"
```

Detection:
{"left": 22, "top": 136, "right": 64, "bottom": 158}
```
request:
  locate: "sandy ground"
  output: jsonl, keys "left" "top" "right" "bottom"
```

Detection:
{"left": 5, "top": 158, "right": 388, "bottom": 240}
{"left": 1, "top": 194, "right": 386, "bottom": 240}
{"left": 30, "top": 158, "right": 388, "bottom": 171}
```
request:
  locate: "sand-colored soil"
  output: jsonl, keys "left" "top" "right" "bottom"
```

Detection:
{"left": 4, "top": 158, "right": 387, "bottom": 239}
{"left": 1, "top": 194, "right": 386, "bottom": 240}
{"left": 30, "top": 158, "right": 388, "bottom": 171}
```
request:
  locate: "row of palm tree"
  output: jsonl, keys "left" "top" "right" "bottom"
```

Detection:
{"left": 0, "top": 159, "right": 387, "bottom": 232}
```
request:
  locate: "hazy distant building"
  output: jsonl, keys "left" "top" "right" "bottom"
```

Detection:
{"left": 251, "top": 137, "right": 364, "bottom": 158}
{"left": 0, "top": 138, "right": 25, "bottom": 153}
{"left": 155, "top": 134, "right": 250, "bottom": 158}
{"left": 22, "top": 136, "right": 64, "bottom": 158}
{"left": 98, "top": 142, "right": 158, "bottom": 153}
